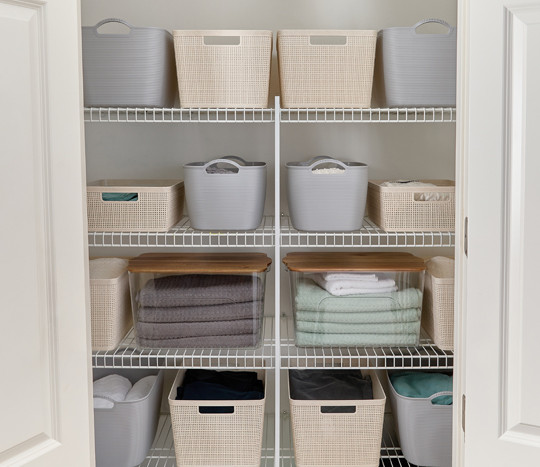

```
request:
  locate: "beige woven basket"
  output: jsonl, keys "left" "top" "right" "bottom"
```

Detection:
{"left": 173, "top": 30, "right": 272, "bottom": 108}
{"left": 367, "top": 180, "right": 455, "bottom": 232}
{"left": 289, "top": 370, "right": 385, "bottom": 467}
{"left": 277, "top": 30, "right": 377, "bottom": 108}
{"left": 168, "top": 369, "right": 266, "bottom": 467}
{"left": 87, "top": 180, "right": 184, "bottom": 232}
{"left": 90, "top": 258, "right": 132, "bottom": 351}
{"left": 422, "top": 256, "right": 455, "bottom": 350}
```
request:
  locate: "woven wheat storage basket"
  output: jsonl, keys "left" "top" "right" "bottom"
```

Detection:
{"left": 168, "top": 369, "right": 266, "bottom": 467}
{"left": 173, "top": 30, "right": 272, "bottom": 108}
{"left": 90, "top": 258, "right": 131, "bottom": 351}
{"left": 367, "top": 180, "right": 455, "bottom": 231}
{"left": 87, "top": 180, "right": 184, "bottom": 232}
{"left": 277, "top": 30, "right": 377, "bottom": 108}
{"left": 423, "top": 256, "right": 455, "bottom": 350}
{"left": 289, "top": 369, "right": 385, "bottom": 467}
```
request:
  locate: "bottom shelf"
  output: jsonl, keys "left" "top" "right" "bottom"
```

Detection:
{"left": 139, "top": 414, "right": 411, "bottom": 467}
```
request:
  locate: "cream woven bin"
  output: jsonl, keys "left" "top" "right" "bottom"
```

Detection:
{"left": 277, "top": 30, "right": 377, "bottom": 108}
{"left": 423, "top": 256, "right": 455, "bottom": 350}
{"left": 289, "top": 369, "right": 385, "bottom": 467}
{"left": 173, "top": 30, "right": 272, "bottom": 108}
{"left": 90, "top": 258, "right": 131, "bottom": 351}
{"left": 367, "top": 180, "right": 455, "bottom": 232}
{"left": 168, "top": 369, "right": 266, "bottom": 467}
{"left": 87, "top": 180, "right": 184, "bottom": 232}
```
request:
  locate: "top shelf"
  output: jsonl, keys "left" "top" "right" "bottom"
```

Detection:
{"left": 84, "top": 107, "right": 456, "bottom": 124}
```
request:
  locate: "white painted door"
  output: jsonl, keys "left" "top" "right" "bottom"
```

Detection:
{"left": 457, "top": 0, "right": 540, "bottom": 465}
{"left": 0, "top": 0, "right": 93, "bottom": 466}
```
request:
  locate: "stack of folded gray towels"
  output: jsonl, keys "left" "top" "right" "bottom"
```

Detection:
{"left": 135, "top": 274, "right": 264, "bottom": 348}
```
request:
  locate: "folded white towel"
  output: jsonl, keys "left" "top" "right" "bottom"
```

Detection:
{"left": 312, "top": 274, "right": 398, "bottom": 296}
{"left": 93, "top": 374, "right": 132, "bottom": 409}
{"left": 125, "top": 375, "right": 157, "bottom": 402}
{"left": 322, "top": 272, "right": 378, "bottom": 282}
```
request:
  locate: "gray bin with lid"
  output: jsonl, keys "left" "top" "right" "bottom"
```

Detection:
{"left": 82, "top": 18, "right": 177, "bottom": 107}
{"left": 374, "top": 19, "right": 457, "bottom": 107}
{"left": 93, "top": 368, "right": 164, "bottom": 467}
{"left": 184, "top": 156, "right": 267, "bottom": 230}
{"left": 286, "top": 156, "right": 368, "bottom": 232}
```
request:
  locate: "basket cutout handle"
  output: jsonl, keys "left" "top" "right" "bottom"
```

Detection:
{"left": 428, "top": 390, "right": 453, "bottom": 405}
{"left": 203, "top": 35, "right": 241, "bottom": 46}
{"left": 413, "top": 191, "right": 452, "bottom": 202}
{"left": 222, "top": 155, "right": 248, "bottom": 165}
{"left": 101, "top": 192, "right": 139, "bottom": 202}
{"left": 309, "top": 158, "right": 349, "bottom": 171}
{"left": 94, "top": 18, "right": 134, "bottom": 35}
{"left": 198, "top": 406, "right": 235, "bottom": 414}
{"left": 310, "top": 35, "right": 347, "bottom": 46}
{"left": 320, "top": 405, "right": 356, "bottom": 414}
{"left": 413, "top": 19, "right": 453, "bottom": 34}
{"left": 203, "top": 158, "right": 242, "bottom": 174}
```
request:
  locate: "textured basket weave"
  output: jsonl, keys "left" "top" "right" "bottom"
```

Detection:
{"left": 277, "top": 30, "right": 377, "bottom": 108}
{"left": 168, "top": 369, "right": 266, "bottom": 467}
{"left": 173, "top": 30, "right": 272, "bottom": 108}
{"left": 87, "top": 180, "right": 184, "bottom": 232}
{"left": 367, "top": 180, "right": 455, "bottom": 232}
{"left": 422, "top": 256, "right": 455, "bottom": 350}
{"left": 90, "top": 258, "right": 131, "bottom": 351}
{"left": 289, "top": 370, "right": 385, "bottom": 467}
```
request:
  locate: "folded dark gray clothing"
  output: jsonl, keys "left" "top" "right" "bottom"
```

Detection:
{"left": 137, "top": 301, "right": 264, "bottom": 323}
{"left": 138, "top": 274, "right": 264, "bottom": 307}
{"left": 137, "top": 334, "right": 260, "bottom": 349}
{"left": 136, "top": 319, "right": 261, "bottom": 340}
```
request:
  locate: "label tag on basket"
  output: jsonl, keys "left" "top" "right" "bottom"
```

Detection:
{"left": 310, "top": 36, "right": 347, "bottom": 46}
{"left": 204, "top": 36, "right": 241, "bottom": 46}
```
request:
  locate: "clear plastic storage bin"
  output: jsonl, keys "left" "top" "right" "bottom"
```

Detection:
{"left": 283, "top": 252, "right": 425, "bottom": 347}
{"left": 128, "top": 253, "right": 271, "bottom": 349}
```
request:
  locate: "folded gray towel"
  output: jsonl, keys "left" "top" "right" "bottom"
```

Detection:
{"left": 138, "top": 334, "right": 260, "bottom": 349}
{"left": 136, "top": 319, "right": 260, "bottom": 340}
{"left": 138, "top": 301, "right": 263, "bottom": 323}
{"left": 138, "top": 274, "right": 264, "bottom": 307}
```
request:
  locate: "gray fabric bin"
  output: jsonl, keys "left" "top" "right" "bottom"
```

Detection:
{"left": 286, "top": 156, "right": 368, "bottom": 232}
{"left": 374, "top": 19, "right": 457, "bottom": 107}
{"left": 82, "top": 19, "right": 177, "bottom": 107}
{"left": 93, "top": 369, "right": 164, "bottom": 467}
{"left": 184, "top": 156, "right": 266, "bottom": 230}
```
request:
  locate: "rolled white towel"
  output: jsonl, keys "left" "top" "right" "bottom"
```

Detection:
{"left": 125, "top": 375, "right": 157, "bottom": 402}
{"left": 312, "top": 274, "right": 398, "bottom": 296}
{"left": 93, "top": 374, "right": 132, "bottom": 409}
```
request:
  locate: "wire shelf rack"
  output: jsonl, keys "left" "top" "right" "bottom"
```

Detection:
{"left": 280, "top": 216, "right": 455, "bottom": 248}
{"left": 281, "top": 318, "right": 454, "bottom": 370}
{"left": 92, "top": 317, "right": 275, "bottom": 369}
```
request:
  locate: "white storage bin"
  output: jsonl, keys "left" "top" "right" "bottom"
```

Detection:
{"left": 168, "top": 369, "right": 266, "bottom": 467}
{"left": 173, "top": 30, "right": 272, "bottom": 108}
{"left": 82, "top": 19, "right": 177, "bottom": 107}
{"left": 286, "top": 156, "right": 368, "bottom": 232}
{"left": 93, "top": 369, "right": 164, "bottom": 467}
{"left": 277, "top": 30, "right": 377, "bottom": 108}
{"left": 289, "top": 369, "right": 385, "bottom": 467}
{"left": 423, "top": 256, "right": 455, "bottom": 350}
{"left": 89, "top": 258, "right": 131, "bottom": 351}
{"left": 374, "top": 19, "right": 457, "bottom": 107}
{"left": 87, "top": 179, "right": 184, "bottom": 232}
{"left": 184, "top": 156, "right": 266, "bottom": 231}
{"left": 367, "top": 179, "right": 455, "bottom": 232}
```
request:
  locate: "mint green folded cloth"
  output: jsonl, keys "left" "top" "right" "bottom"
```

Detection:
{"left": 295, "top": 278, "right": 423, "bottom": 312}
{"left": 296, "top": 320, "right": 421, "bottom": 335}
{"left": 295, "top": 331, "right": 419, "bottom": 347}
{"left": 390, "top": 371, "right": 453, "bottom": 405}
{"left": 101, "top": 192, "right": 138, "bottom": 202}
{"left": 296, "top": 308, "right": 421, "bottom": 324}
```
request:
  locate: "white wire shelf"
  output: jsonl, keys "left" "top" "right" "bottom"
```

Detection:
{"left": 88, "top": 216, "right": 275, "bottom": 248}
{"left": 84, "top": 107, "right": 275, "bottom": 123}
{"left": 281, "top": 318, "right": 453, "bottom": 370}
{"left": 281, "top": 107, "right": 456, "bottom": 123}
{"left": 92, "top": 317, "right": 275, "bottom": 369}
{"left": 280, "top": 216, "right": 455, "bottom": 248}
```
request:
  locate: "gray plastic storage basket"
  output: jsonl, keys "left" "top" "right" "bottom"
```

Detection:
{"left": 184, "top": 156, "right": 266, "bottom": 230}
{"left": 374, "top": 19, "right": 457, "bottom": 107}
{"left": 82, "top": 18, "right": 177, "bottom": 107}
{"left": 287, "top": 156, "right": 368, "bottom": 232}
{"left": 93, "top": 369, "right": 164, "bottom": 467}
{"left": 387, "top": 371, "right": 452, "bottom": 467}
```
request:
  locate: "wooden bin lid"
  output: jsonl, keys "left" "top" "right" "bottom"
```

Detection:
{"left": 282, "top": 252, "right": 426, "bottom": 272}
{"left": 128, "top": 253, "right": 272, "bottom": 274}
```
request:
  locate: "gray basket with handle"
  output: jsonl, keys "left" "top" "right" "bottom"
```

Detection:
{"left": 82, "top": 18, "right": 177, "bottom": 107}
{"left": 374, "top": 19, "right": 457, "bottom": 107}
{"left": 286, "top": 156, "right": 368, "bottom": 232}
{"left": 184, "top": 156, "right": 267, "bottom": 231}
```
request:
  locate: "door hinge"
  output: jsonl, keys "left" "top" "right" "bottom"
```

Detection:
{"left": 464, "top": 217, "right": 468, "bottom": 257}
{"left": 462, "top": 394, "right": 466, "bottom": 433}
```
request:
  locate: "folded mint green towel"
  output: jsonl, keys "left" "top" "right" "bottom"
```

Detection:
{"left": 295, "top": 278, "right": 423, "bottom": 312}
{"left": 101, "top": 192, "right": 138, "bottom": 202}
{"left": 296, "top": 320, "right": 421, "bottom": 335}
{"left": 296, "top": 308, "right": 421, "bottom": 324}
{"left": 295, "top": 331, "right": 419, "bottom": 347}
{"left": 390, "top": 371, "right": 453, "bottom": 405}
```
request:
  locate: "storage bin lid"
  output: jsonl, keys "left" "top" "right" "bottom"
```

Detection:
{"left": 282, "top": 252, "right": 426, "bottom": 272}
{"left": 87, "top": 179, "right": 183, "bottom": 192}
{"left": 128, "top": 253, "right": 272, "bottom": 274}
